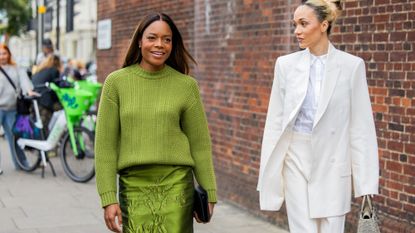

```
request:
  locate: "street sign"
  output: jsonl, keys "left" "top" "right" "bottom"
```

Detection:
{"left": 97, "top": 19, "right": 111, "bottom": 50}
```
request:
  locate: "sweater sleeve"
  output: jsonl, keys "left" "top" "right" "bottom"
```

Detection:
{"left": 17, "top": 67, "right": 33, "bottom": 94}
{"left": 95, "top": 76, "right": 120, "bottom": 207}
{"left": 181, "top": 81, "right": 217, "bottom": 202}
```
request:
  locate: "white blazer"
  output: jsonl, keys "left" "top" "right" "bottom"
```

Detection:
{"left": 257, "top": 43, "right": 379, "bottom": 218}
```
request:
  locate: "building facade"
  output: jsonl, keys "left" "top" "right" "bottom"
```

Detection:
{"left": 97, "top": 1, "right": 415, "bottom": 232}
{"left": 9, "top": 0, "right": 97, "bottom": 67}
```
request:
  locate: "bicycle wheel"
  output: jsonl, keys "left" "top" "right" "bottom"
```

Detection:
{"left": 13, "top": 138, "right": 41, "bottom": 171}
{"left": 60, "top": 127, "right": 95, "bottom": 182}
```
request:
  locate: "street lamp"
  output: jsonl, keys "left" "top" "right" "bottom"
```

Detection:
{"left": 37, "top": 0, "right": 46, "bottom": 55}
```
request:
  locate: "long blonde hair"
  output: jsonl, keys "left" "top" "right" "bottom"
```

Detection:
{"left": 35, "top": 54, "right": 61, "bottom": 73}
{"left": 302, "top": 0, "right": 342, "bottom": 35}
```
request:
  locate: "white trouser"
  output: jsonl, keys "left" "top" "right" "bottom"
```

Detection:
{"left": 283, "top": 131, "right": 345, "bottom": 233}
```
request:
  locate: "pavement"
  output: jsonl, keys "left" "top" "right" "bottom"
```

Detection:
{"left": 0, "top": 138, "right": 288, "bottom": 233}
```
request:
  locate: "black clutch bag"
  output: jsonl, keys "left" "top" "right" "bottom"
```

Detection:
{"left": 193, "top": 185, "right": 210, "bottom": 223}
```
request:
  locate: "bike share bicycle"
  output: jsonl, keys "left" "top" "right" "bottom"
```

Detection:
{"left": 13, "top": 81, "right": 99, "bottom": 182}
{"left": 13, "top": 92, "right": 56, "bottom": 178}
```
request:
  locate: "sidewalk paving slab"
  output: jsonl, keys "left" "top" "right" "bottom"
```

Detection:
{"left": 0, "top": 138, "right": 288, "bottom": 233}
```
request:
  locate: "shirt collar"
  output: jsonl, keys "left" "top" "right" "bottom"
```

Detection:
{"left": 310, "top": 53, "right": 328, "bottom": 66}
{"left": 306, "top": 43, "right": 330, "bottom": 66}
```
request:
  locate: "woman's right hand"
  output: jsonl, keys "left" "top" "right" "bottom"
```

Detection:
{"left": 194, "top": 202, "right": 215, "bottom": 223}
{"left": 27, "top": 90, "right": 41, "bottom": 97}
{"left": 104, "top": 203, "right": 122, "bottom": 233}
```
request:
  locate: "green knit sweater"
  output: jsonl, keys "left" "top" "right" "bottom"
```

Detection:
{"left": 95, "top": 64, "right": 217, "bottom": 207}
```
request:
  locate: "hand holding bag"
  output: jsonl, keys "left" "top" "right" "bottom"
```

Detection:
{"left": 193, "top": 185, "right": 210, "bottom": 223}
{"left": 357, "top": 195, "right": 381, "bottom": 233}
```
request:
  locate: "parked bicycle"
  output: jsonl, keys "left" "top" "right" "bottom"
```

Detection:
{"left": 13, "top": 93, "right": 57, "bottom": 178}
{"left": 13, "top": 82, "right": 96, "bottom": 182}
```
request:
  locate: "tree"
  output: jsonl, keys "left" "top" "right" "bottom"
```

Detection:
{"left": 0, "top": 0, "right": 31, "bottom": 39}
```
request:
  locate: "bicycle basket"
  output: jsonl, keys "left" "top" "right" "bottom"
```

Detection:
{"left": 75, "top": 80, "right": 102, "bottom": 104}
{"left": 50, "top": 83, "right": 93, "bottom": 116}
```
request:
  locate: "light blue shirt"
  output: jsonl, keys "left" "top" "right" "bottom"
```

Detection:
{"left": 293, "top": 53, "right": 327, "bottom": 134}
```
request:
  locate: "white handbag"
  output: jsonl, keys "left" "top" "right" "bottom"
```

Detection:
{"left": 357, "top": 195, "right": 381, "bottom": 233}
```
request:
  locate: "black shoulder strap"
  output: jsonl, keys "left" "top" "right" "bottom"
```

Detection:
{"left": 0, "top": 66, "right": 17, "bottom": 91}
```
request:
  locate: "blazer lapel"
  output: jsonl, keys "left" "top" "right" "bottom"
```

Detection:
{"left": 283, "top": 49, "right": 310, "bottom": 128}
{"left": 313, "top": 43, "right": 341, "bottom": 128}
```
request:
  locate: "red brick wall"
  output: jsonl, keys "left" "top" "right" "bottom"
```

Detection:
{"left": 193, "top": 0, "right": 298, "bottom": 229}
{"left": 332, "top": 1, "right": 415, "bottom": 232}
{"left": 97, "top": 0, "right": 415, "bottom": 232}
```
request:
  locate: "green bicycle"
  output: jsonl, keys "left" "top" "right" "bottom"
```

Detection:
{"left": 14, "top": 81, "right": 100, "bottom": 182}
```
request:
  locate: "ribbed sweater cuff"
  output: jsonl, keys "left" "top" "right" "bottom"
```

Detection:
{"left": 207, "top": 189, "right": 217, "bottom": 203}
{"left": 100, "top": 191, "right": 118, "bottom": 207}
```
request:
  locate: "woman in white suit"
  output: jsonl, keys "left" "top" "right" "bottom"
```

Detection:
{"left": 257, "top": 1, "right": 379, "bottom": 232}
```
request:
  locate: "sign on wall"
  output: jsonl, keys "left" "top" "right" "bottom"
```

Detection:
{"left": 97, "top": 19, "right": 111, "bottom": 50}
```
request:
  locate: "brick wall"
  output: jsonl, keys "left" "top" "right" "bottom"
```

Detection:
{"left": 332, "top": 1, "right": 415, "bottom": 232}
{"left": 193, "top": 0, "right": 298, "bottom": 229}
{"left": 97, "top": 0, "right": 415, "bottom": 232}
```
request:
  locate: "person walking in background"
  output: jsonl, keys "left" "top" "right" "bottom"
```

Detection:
{"left": 95, "top": 13, "right": 217, "bottom": 233}
{"left": 34, "top": 38, "right": 56, "bottom": 66}
{"left": 257, "top": 1, "right": 379, "bottom": 232}
{"left": 61, "top": 58, "right": 84, "bottom": 81}
{"left": 0, "top": 44, "right": 35, "bottom": 174}
{"left": 31, "top": 54, "right": 63, "bottom": 133}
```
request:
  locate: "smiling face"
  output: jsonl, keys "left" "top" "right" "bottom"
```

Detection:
{"left": 139, "top": 20, "right": 173, "bottom": 72}
{"left": 293, "top": 5, "right": 328, "bottom": 50}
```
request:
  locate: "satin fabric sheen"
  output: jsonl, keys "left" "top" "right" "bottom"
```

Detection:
{"left": 119, "top": 165, "right": 194, "bottom": 233}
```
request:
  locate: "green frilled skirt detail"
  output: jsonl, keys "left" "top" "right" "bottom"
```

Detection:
{"left": 119, "top": 165, "right": 194, "bottom": 233}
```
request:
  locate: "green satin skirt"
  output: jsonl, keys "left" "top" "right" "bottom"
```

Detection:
{"left": 119, "top": 165, "right": 194, "bottom": 233}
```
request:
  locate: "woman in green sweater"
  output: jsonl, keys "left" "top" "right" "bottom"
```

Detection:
{"left": 95, "top": 13, "right": 217, "bottom": 233}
